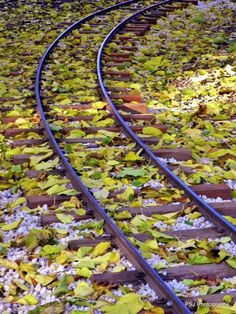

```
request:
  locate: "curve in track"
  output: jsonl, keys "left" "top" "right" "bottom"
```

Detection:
{"left": 35, "top": 1, "right": 193, "bottom": 313}
{"left": 97, "top": 0, "right": 236, "bottom": 241}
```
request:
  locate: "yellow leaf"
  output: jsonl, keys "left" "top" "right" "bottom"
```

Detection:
{"left": 17, "top": 294, "right": 38, "bottom": 305}
{"left": 224, "top": 216, "right": 236, "bottom": 225}
{"left": 92, "top": 101, "right": 106, "bottom": 109}
{"left": 0, "top": 258, "right": 18, "bottom": 270}
{"left": 117, "top": 186, "right": 134, "bottom": 201}
{"left": 34, "top": 275, "right": 56, "bottom": 286}
{"left": 55, "top": 228, "right": 68, "bottom": 235}
{"left": 130, "top": 83, "right": 142, "bottom": 91}
{"left": 20, "top": 263, "right": 35, "bottom": 273}
{"left": 124, "top": 151, "right": 142, "bottom": 161}
{"left": 103, "top": 178, "right": 117, "bottom": 186}
{"left": 76, "top": 267, "right": 92, "bottom": 278}
{"left": 107, "top": 160, "right": 120, "bottom": 166}
{"left": 14, "top": 118, "right": 28, "bottom": 125}
{"left": 183, "top": 128, "right": 202, "bottom": 136}
{"left": 142, "top": 126, "right": 162, "bottom": 137}
{"left": 92, "top": 242, "right": 111, "bottom": 257}
{"left": 108, "top": 251, "right": 120, "bottom": 264}
{"left": 60, "top": 98, "right": 71, "bottom": 105}
{"left": 188, "top": 212, "right": 201, "bottom": 220}
{"left": 112, "top": 265, "right": 126, "bottom": 272}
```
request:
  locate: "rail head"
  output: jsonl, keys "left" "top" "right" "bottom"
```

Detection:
{"left": 35, "top": 1, "right": 192, "bottom": 313}
{"left": 97, "top": 0, "right": 236, "bottom": 241}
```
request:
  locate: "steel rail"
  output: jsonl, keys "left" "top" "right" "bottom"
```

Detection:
{"left": 97, "top": 0, "right": 236, "bottom": 242}
{"left": 35, "top": 1, "right": 192, "bottom": 313}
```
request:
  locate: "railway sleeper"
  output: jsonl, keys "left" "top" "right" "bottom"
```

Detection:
{"left": 109, "top": 184, "right": 232, "bottom": 200}
{"left": 120, "top": 201, "right": 236, "bottom": 218}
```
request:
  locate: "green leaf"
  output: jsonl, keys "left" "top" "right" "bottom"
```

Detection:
{"left": 56, "top": 213, "right": 74, "bottom": 224}
{"left": 226, "top": 258, "right": 236, "bottom": 269}
{"left": 30, "top": 152, "right": 53, "bottom": 167}
{"left": 37, "top": 175, "right": 68, "bottom": 190}
{"left": 192, "top": 14, "right": 205, "bottom": 24}
{"left": 9, "top": 197, "right": 26, "bottom": 208}
{"left": 1, "top": 219, "right": 23, "bottom": 231}
{"left": 145, "top": 227, "right": 173, "bottom": 243}
{"left": 117, "top": 187, "right": 135, "bottom": 202}
{"left": 213, "top": 35, "right": 227, "bottom": 44}
{"left": 74, "top": 281, "right": 94, "bottom": 298}
{"left": 40, "top": 245, "right": 63, "bottom": 259}
{"left": 60, "top": 98, "right": 71, "bottom": 105}
{"left": 198, "top": 285, "right": 209, "bottom": 296}
{"left": 144, "top": 56, "right": 163, "bottom": 71}
{"left": 101, "top": 293, "right": 144, "bottom": 314}
{"left": 81, "top": 177, "right": 103, "bottom": 189}
{"left": 189, "top": 253, "right": 213, "bottom": 265}
{"left": 28, "top": 302, "right": 65, "bottom": 314}
{"left": 15, "top": 280, "right": 28, "bottom": 291}
{"left": 114, "top": 210, "right": 132, "bottom": 220}
{"left": 182, "top": 279, "right": 194, "bottom": 286}
{"left": 208, "top": 149, "right": 236, "bottom": 159}
{"left": 76, "top": 219, "right": 104, "bottom": 231}
{"left": 219, "top": 237, "right": 231, "bottom": 244}
{"left": 53, "top": 275, "right": 70, "bottom": 296}
{"left": 75, "top": 258, "right": 95, "bottom": 269}
{"left": 11, "top": 165, "right": 22, "bottom": 173}
{"left": 130, "top": 83, "right": 142, "bottom": 91}
{"left": 224, "top": 216, "right": 236, "bottom": 225}
{"left": 93, "top": 188, "right": 109, "bottom": 200}
{"left": 223, "top": 295, "right": 232, "bottom": 304}
{"left": 67, "top": 130, "right": 86, "bottom": 138}
{"left": 25, "top": 229, "right": 53, "bottom": 251}
{"left": 46, "top": 184, "right": 77, "bottom": 196}
{"left": 197, "top": 304, "right": 210, "bottom": 314}
{"left": 49, "top": 123, "right": 62, "bottom": 131}
{"left": 97, "top": 129, "right": 119, "bottom": 139}
{"left": 118, "top": 167, "right": 146, "bottom": 178}
{"left": 0, "top": 82, "right": 7, "bottom": 97}
{"left": 34, "top": 157, "right": 59, "bottom": 171}
{"left": 77, "top": 246, "right": 93, "bottom": 258}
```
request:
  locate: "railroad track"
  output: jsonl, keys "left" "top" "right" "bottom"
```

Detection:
{"left": 1, "top": 0, "right": 235, "bottom": 313}
{"left": 35, "top": 0, "right": 236, "bottom": 312}
{"left": 1, "top": 1, "right": 172, "bottom": 313}
{"left": 99, "top": 0, "right": 236, "bottom": 209}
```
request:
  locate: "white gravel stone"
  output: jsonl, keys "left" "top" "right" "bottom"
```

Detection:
{"left": 173, "top": 214, "right": 213, "bottom": 231}
{"left": 226, "top": 180, "right": 236, "bottom": 190}
{"left": 167, "top": 279, "right": 188, "bottom": 294}
{"left": 219, "top": 241, "right": 236, "bottom": 256}
{"left": 147, "top": 253, "right": 168, "bottom": 268}
{"left": 136, "top": 283, "right": 159, "bottom": 301}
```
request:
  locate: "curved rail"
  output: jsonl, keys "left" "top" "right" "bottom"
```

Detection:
{"left": 35, "top": 1, "right": 192, "bottom": 313}
{"left": 97, "top": 0, "right": 236, "bottom": 241}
